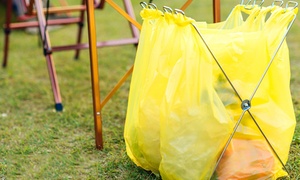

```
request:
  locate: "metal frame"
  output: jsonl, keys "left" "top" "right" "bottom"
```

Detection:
{"left": 191, "top": 2, "right": 298, "bottom": 177}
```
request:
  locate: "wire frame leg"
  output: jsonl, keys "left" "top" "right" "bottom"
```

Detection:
{"left": 191, "top": 10, "right": 297, "bottom": 177}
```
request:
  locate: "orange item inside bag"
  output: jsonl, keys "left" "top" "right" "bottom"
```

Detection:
{"left": 216, "top": 138, "right": 278, "bottom": 180}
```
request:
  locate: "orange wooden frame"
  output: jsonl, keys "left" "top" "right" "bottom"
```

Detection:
{"left": 2, "top": 0, "right": 220, "bottom": 150}
{"left": 86, "top": 0, "right": 221, "bottom": 150}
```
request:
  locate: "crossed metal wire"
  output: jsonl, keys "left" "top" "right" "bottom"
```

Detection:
{"left": 190, "top": 2, "right": 297, "bottom": 177}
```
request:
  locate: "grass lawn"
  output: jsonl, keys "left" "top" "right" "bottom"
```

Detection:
{"left": 0, "top": 0, "right": 299, "bottom": 179}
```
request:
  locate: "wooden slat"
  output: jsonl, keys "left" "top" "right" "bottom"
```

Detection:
{"left": 4, "top": 17, "right": 81, "bottom": 29}
{"left": 29, "top": 5, "right": 86, "bottom": 15}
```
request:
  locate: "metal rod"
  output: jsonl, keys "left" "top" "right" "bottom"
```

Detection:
{"left": 244, "top": 14, "right": 298, "bottom": 177}
{"left": 247, "top": 110, "right": 291, "bottom": 175}
{"left": 191, "top": 23, "right": 244, "bottom": 102}
{"left": 249, "top": 14, "right": 297, "bottom": 102}
{"left": 211, "top": 110, "right": 247, "bottom": 178}
{"left": 191, "top": 12, "right": 296, "bottom": 177}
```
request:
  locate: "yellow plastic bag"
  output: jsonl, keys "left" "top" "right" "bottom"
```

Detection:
{"left": 158, "top": 7, "right": 273, "bottom": 178}
{"left": 124, "top": 8, "right": 165, "bottom": 173}
{"left": 205, "top": 7, "right": 298, "bottom": 179}
{"left": 124, "top": 4, "right": 297, "bottom": 179}
{"left": 124, "top": 8, "right": 198, "bottom": 173}
{"left": 157, "top": 12, "right": 233, "bottom": 180}
{"left": 125, "top": 7, "right": 234, "bottom": 176}
{"left": 125, "top": 5, "right": 256, "bottom": 174}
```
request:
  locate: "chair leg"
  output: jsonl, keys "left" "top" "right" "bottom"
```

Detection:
{"left": 2, "top": 0, "right": 13, "bottom": 68}
{"left": 3, "top": 29, "right": 10, "bottom": 68}
{"left": 123, "top": 0, "right": 140, "bottom": 45}
{"left": 45, "top": 54, "right": 63, "bottom": 111}
{"left": 213, "top": 0, "right": 221, "bottom": 23}
{"left": 86, "top": 0, "right": 103, "bottom": 150}
{"left": 35, "top": 0, "right": 63, "bottom": 111}
{"left": 74, "top": 0, "right": 86, "bottom": 59}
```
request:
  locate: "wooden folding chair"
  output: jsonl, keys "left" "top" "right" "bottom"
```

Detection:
{"left": 86, "top": 0, "right": 221, "bottom": 149}
{"left": 2, "top": 0, "right": 139, "bottom": 112}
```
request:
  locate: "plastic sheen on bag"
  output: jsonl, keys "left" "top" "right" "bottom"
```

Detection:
{"left": 203, "top": 6, "right": 297, "bottom": 179}
{"left": 124, "top": 4, "right": 297, "bottom": 180}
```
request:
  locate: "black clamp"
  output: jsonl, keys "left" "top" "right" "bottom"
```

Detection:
{"left": 78, "top": 22, "right": 84, "bottom": 28}
{"left": 43, "top": 47, "right": 52, "bottom": 56}
{"left": 4, "top": 27, "right": 11, "bottom": 34}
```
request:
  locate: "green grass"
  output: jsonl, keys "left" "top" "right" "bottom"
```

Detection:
{"left": 0, "top": 0, "right": 299, "bottom": 179}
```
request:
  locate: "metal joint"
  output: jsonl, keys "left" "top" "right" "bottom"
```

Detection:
{"left": 43, "top": 48, "right": 52, "bottom": 56}
{"left": 78, "top": 22, "right": 84, "bottom": 27}
{"left": 241, "top": 99, "right": 251, "bottom": 111}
